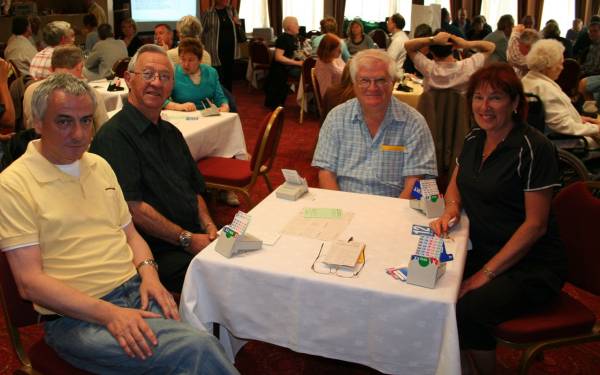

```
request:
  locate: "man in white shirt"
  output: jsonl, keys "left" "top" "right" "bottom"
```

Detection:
{"left": 386, "top": 13, "right": 409, "bottom": 80}
{"left": 4, "top": 16, "right": 37, "bottom": 76}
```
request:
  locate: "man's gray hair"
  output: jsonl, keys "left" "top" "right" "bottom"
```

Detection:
{"left": 42, "top": 21, "right": 72, "bottom": 47}
{"left": 349, "top": 49, "right": 395, "bottom": 83}
{"left": 177, "top": 15, "right": 203, "bottom": 38}
{"left": 31, "top": 73, "right": 97, "bottom": 122}
{"left": 519, "top": 28, "right": 541, "bottom": 46}
{"left": 127, "top": 44, "right": 172, "bottom": 72}
{"left": 526, "top": 39, "right": 565, "bottom": 72}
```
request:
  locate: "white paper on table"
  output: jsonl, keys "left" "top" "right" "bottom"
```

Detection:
{"left": 281, "top": 211, "right": 354, "bottom": 241}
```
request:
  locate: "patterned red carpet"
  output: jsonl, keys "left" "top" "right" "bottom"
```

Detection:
{"left": 2, "top": 81, "right": 600, "bottom": 374}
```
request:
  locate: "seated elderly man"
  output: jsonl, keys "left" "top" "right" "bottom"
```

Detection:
{"left": 30, "top": 21, "right": 75, "bottom": 80}
{"left": 24, "top": 45, "right": 108, "bottom": 132}
{"left": 4, "top": 16, "right": 37, "bottom": 76}
{"left": 154, "top": 23, "right": 174, "bottom": 51}
{"left": 507, "top": 24, "right": 541, "bottom": 78}
{"left": 84, "top": 23, "right": 128, "bottom": 81}
{"left": 404, "top": 31, "right": 495, "bottom": 94}
{"left": 167, "top": 15, "right": 212, "bottom": 66}
{"left": 312, "top": 49, "right": 437, "bottom": 198}
{"left": 90, "top": 45, "right": 219, "bottom": 292}
{"left": 0, "top": 73, "right": 238, "bottom": 374}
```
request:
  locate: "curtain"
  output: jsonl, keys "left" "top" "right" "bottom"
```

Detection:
{"left": 332, "top": 0, "right": 346, "bottom": 36}
{"left": 267, "top": 0, "right": 283, "bottom": 35}
{"left": 472, "top": 0, "right": 481, "bottom": 16}
{"left": 450, "top": 0, "right": 459, "bottom": 22}
{"left": 517, "top": 0, "right": 526, "bottom": 23}
{"left": 533, "top": 0, "right": 544, "bottom": 29}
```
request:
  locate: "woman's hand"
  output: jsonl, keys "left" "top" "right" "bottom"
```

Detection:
{"left": 430, "top": 207, "right": 460, "bottom": 237}
{"left": 459, "top": 270, "right": 490, "bottom": 298}
{"left": 177, "top": 102, "right": 196, "bottom": 112}
{"left": 218, "top": 104, "right": 230, "bottom": 112}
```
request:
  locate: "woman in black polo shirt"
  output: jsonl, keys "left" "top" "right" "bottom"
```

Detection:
{"left": 430, "top": 63, "right": 566, "bottom": 375}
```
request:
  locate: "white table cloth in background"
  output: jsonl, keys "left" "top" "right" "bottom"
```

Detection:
{"left": 162, "top": 111, "right": 248, "bottom": 161}
{"left": 180, "top": 188, "right": 469, "bottom": 375}
{"left": 88, "top": 79, "right": 129, "bottom": 112}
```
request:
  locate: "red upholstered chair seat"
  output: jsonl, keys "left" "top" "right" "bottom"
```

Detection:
{"left": 28, "top": 340, "right": 91, "bottom": 374}
{"left": 197, "top": 157, "right": 252, "bottom": 186}
{"left": 494, "top": 291, "right": 596, "bottom": 344}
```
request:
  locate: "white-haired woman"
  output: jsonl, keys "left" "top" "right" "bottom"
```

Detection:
{"left": 264, "top": 16, "right": 303, "bottom": 108}
{"left": 522, "top": 39, "right": 600, "bottom": 148}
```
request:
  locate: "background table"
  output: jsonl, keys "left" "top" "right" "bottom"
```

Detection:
{"left": 393, "top": 79, "right": 423, "bottom": 109}
{"left": 180, "top": 188, "right": 469, "bottom": 375}
{"left": 162, "top": 111, "right": 248, "bottom": 161}
{"left": 88, "top": 79, "right": 129, "bottom": 112}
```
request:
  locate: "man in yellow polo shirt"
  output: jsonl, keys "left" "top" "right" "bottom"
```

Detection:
{"left": 0, "top": 73, "right": 238, "bottom": 374}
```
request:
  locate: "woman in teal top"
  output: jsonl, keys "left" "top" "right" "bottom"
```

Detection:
{"left": 165, "top": 38, "right": 230, "bottom": 112}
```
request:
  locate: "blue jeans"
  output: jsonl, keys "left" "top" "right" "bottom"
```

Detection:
{"left": 44, "top": 276, "right": 239, "bottom": 375}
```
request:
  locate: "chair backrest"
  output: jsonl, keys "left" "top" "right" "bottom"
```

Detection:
{"left": 306, "top": 30, "right": 321, "bottom": 40}
{"left": 555, "top": 58, "right": 580, "bottom": 98}
{"left": 524, "top": 93, "right": 546, "bottom": 132}
{"left": 552, "top": 181, "right": 600, "bottom": 295}
{"left": 0, "top": 249, "right": 38, "bottom": 366}
{"left": 310, "top": 67, "right": 323, "bottom": 118}
{"left": 302, "top": 57, "right": 316, "bottom": 93}
{"left": 112, "top": 57, "right": 131, "bottom": 78}
{"left": 250, "top": 107, "right": 285, "bottom": 177}
{"left": 417, "top": 89, "right": 470, "bottom": 177}
{"left": 7, "top": 59, "right": 21, "bottom": 88}
{"left": 249, "top": 40, "right": 271, "bottom": 66}
{"left": 369, "top": 29, "right": 389, "bottom": 49}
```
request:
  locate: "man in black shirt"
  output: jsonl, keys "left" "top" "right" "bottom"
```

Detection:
{"left": 90, "top": 44, "right": 218, "bottom": 292}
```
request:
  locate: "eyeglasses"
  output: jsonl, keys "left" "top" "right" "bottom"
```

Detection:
{"left": 311, "top": 243, "right": 366, "bottom": 278}
{"left": 356, "top": 77, "right": 391, "bottom": 88}
{"left": 131, "top": 70, "right": 172, "bottom": 82}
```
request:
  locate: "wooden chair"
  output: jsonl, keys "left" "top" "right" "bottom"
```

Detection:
{"left": 197, "top": 107, "right": 285, "bottom": 208}
{"left": 248, "top": 39, "right": 271, "bottom": 90}
{"left": 111, "top": 57, "right": 131, "bottom": 78}
{"left": 298, "top": 57, "right": 316, "bottom": 124}
{"left": 7, "top": 59, "right": 21, "bottom": 88}
{"left": 0, "top": 251, "right": 91, "bottom": 375}
{"left": 310, "top": 67, "right": 323, "bottom": 119}
{"left": 555, "top": 58, "right": 580, "bottom": 100}
{"left": 493, "top": 181, "right": 600, "bottom": 374}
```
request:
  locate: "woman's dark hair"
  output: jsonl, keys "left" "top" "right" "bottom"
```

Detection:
{"left": 414, "top": 23, "right": 433, "bottom": 38}
{"left": 178, "top": 37, "right": 204, "bottom": 60}
{"left": 466, "top": 62, "right": 528, "bottom": 123}
{"left": 429, "top": 29, "right": 453, "bottom": 58}
{"left": 317, "top": 33, "right": 341, "bottom": 62}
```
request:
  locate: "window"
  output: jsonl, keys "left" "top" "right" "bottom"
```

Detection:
{"left": 239, "top": 0, "right": 270, "bottom": 31}
{"left": 282, "top": 0, "right": 324, "bottom": 32}
{"left": 480, "top": 0, "right": 517, "bottom": 29}
{"left": 540, "top": 0, "right": 576, "bottom": 38}
{"left": 344, "top": 1, "right": 412, "bottom": 28}
{"left": 424, "top": 0, "right": 450, "bottom": 13}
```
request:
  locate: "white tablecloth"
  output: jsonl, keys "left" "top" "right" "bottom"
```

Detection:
{"left": 162, "top": 111, "right": 248, "bottom": 161}
{"left": 180, "top": 188, "right": 469, "bottom": 375}
{"left": 88, "top": 79, "right": 129, "bottom": 112}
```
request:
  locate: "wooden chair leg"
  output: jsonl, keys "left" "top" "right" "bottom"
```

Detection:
{"left": 263, "top": 174, "right": 273, "bottom": 192}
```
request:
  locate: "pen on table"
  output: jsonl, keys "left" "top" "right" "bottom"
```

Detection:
{"left": 347, "top": 236, "right": 353, "bottom": 243}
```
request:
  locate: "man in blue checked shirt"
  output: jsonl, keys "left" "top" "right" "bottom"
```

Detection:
{"left": 312, "top": 49, "right": 437, "bottom": 198}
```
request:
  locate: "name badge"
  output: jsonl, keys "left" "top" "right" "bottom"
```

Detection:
{"left": 380, "top": 144, "right": 406, "bottom": 152}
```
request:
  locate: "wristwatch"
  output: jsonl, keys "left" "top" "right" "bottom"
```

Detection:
{"left": 179, "top": 230, "right": 193, "bottom": 248}
{"left": 136, "top": 258, "right": 158, "bottom": 272}
{"left": 429, "top": 36, "right": 435, "bottom": 43}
